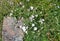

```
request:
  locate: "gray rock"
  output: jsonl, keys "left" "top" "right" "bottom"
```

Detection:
{"left": 2, "top": 16, "right": 24, "bottom": 41}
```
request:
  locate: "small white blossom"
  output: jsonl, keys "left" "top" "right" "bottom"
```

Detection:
{"left": 58, "top": 33, "right": 60, "bottom": 34}
{"left": 35, "top": 14, "right": 38, "bottom": 17}
{"left": 22, "top": 26, "right": 26, "bottom": 32}
{"left": 32, "top": 23, "right": 35, "bottom": 27}
{"left": 25, "top": 31, "right": 28, "bottom": 34}
{"left": 31, "top": 15, "right": 34, "bottom": 18}
{"left": 23, "top": 24, "right": 25, "bottom": 25}
{"left": 57, "top": 6, "right": 60, "bottom": 8}
{"left": 20, "top": 2, "right": 22, "bottom": 5}
{"left": 10, "top": 13, "right": 13, "bottom": 16}
{"left": 30, "top": 6, "right": 34, "bottom": 10}
{"left": 19, "top": 25, "right": 22, "bottom": 28}
{"left": 42, "top": 19, "right": 45, "bottom": 21}
{"left": 39, "top": 19, "right": 45, "bottom": 24}
{"left": 21, "top": 26, "right": 28, "bottom": 33}
{"left": 40, "top": 11, "right": 42, "bottom": 14}
{"left": 29, "top": 15, "right": 34, "bottom": 22}
{"left": 34, "top": 27, "right": 37, "bottom": 31}
{"left": 22, "top": 5, "right": 25, "bottom": 8}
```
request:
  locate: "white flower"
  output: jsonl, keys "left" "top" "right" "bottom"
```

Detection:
{"left": 40, "top": 21, "right": 43, "bottom": 24}
{"left": 10, "top": 13, "right": 13, "bottom": 16}
{"left": 39, "top": 19, "right": 45, "bottom": 24}
{"left": 21, "top": 26, "right": 28, "bottom": 33}
{"left": 35, "top": 14, "right": 38, "bottom": 17}
{"left": 57, "top": 6, "right": 60, "bottom": 8}
{"left": 25, "top": 31, "right": 28, "bottom": 34}
{"left": 34, "top": 27, "right": 37, "bottom": 31}
{"left": 21, "top": 26, "right": 28, "bottom": 34}
{"left": 40, "top": 11, "right": 42, "bottom": 14}
{"left": 29, "top": 15, "right": 34, "bottom": 22}
{"left": 19, "top": 2, "right": 23, "bottom": 5}
{"left": 26, "top": 0, "right": 30, "bottom": 2}
{"left": 41, "top": 19, "right": 45, "bottom": 21}
{"left": 58, "top": 33, "right": 60, "bottom": 34}
{"left": 31, "top": 15, "right": 34, "bottom": 18}
{"left": 19, "top": 25, "right": 22, "bottom": 28}
{"left": 22, "top": 5, "right": 25, "bottom": 8}
{"left": 30, "top": 6, "right": 34, "bottom": 10}
{"left": 22, "top": 26, "right": 26, "bottom": 32}
{"left": 32, "top": 23, "right": 35, "bottom": 27}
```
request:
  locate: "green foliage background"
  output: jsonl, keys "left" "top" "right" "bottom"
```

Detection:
{"left": 0, "top": 0, "right": 60, "bottom": 41}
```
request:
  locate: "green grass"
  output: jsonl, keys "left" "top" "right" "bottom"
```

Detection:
{"left": 0, "top": 0, "right": 60, "bottom": 41}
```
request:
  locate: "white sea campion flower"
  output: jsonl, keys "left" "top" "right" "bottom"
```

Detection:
{"left": 39, "top": 19, "right": 45, "bottom": 24}
{"left": 22, "top": 5, "right": 25, "bottom": 8}
{"left": 40, "top": 11, "right": 42, "bottom": 14}
{"left": 10, "top": 13, "right": 13, "bottom": 16}
{"left": 20, "top": 2, "right": 22, "bottom": 4}
{"left": 35, "top": 14, "right": 38, "bottom": 17}
{"left": 41, "top": 19, "right": 45, "bottom": 21}
{"left": 31, "top": 15, "right": 34, "bottom": 18}
{"left": 32, "top": 23, "right": 35, "bottom": 27}
{"left": 19, "top": 2, "right": 23, "bottom": 5}
{"left": 19, "top": 25, "right": 22, "bottom": 28}
{"left": 22, "top": 26, "right": 26, "bottom": 32}
{"left": 57, "top": 6, "right": 60, "bottom": 8}
{"left": 58, "top": 33, "right": 60, "bottom": 34}
{"left": 21, "top": 25, "right": 28, "bottom": 33}
{"left": 30, "top": 6, "right": 34, "bottom": 10}
{"left": 34, "top": 27, "right": 37, "bottom": 31}
{"left": 29, "top": 15, "right": 34, "bottom": 22}
{"left": 25, "top": 31, "right": 28, "bottom": 34}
